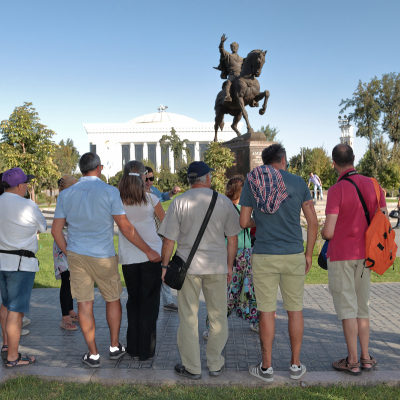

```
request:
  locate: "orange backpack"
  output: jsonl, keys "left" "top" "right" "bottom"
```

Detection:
{"left": 343, "top": 174, "right": 397, "bottom": 275}
{"left": 364, "top": 179, "right": 397, "bottom": 274}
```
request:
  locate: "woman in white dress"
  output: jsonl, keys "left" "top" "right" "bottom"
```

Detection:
{"left": 118, "top": 161, "right": 165, "bottom": 361}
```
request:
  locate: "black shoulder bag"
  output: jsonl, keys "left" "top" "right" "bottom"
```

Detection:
{"left": 164, "top": 191, "right": 218, "bottom": 290}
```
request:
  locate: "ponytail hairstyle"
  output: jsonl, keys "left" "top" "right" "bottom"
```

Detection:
{"left": 118, "top": 160, "right": 148, "bottom": 206}
{"left": 58, "top": 175, "right": 78, "bottom": 192}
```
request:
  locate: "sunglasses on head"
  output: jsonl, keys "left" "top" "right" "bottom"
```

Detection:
{"left": 146, "top": 176, "right": 154, "bottom": 182}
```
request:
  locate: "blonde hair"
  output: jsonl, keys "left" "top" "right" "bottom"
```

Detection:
{"left": 118, "top": 161, "right": 148, "bottom": 206}
{"left": 58, "top": 175, "right": 78, "bottom": 192}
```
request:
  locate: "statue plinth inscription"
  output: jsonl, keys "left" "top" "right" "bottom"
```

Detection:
{"left": 222, "top": 134, "right": 274, "bottom": 178}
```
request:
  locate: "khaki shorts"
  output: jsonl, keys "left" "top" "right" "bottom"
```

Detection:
{"left": 327, "top": 258, "right": 370, "bottom": 320}
{"left": 67, "top": 251, "right": 122, "bottom": 303}
{"left": 251, "top": 253, "right": 306, "bottom": 312}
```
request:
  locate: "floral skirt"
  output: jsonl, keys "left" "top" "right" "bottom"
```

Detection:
{"left": 206, "top": 248, "right": 259, "bottom": 328}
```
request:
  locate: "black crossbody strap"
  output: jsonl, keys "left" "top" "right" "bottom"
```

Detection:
{"left": 233, "top": 204, "right": 250, "bottom": 248}
{"left": 342, "top": 178, "right": 371, "bottom": 226}
{"left": 185, "top": 191, "right": 218, "bottom": 268}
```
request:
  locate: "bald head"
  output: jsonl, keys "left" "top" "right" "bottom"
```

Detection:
{"left": 332, "top": 144, "right": 354, "bottom": 168}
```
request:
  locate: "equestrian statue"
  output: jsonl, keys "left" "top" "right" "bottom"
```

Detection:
{"left": 213, "top": 34, "right": 270, "bottom": 142}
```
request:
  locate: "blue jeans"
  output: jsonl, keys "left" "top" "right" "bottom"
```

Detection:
{"left": 313, "top": 185, "right": 323, "bottom": 200}
{"left": 160, "top": 282, "right": 173, "bottom": 304}
{"left": 0, "top": 271, "right": 35, "bottom": 313}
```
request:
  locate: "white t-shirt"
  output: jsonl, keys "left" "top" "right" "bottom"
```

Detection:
{"left": 0, "top": 192, "right": 47, "bottom": 272}
{"left": 118, "top": 193, "right": 162, "bottom": 264}
{"left": 158, "top": 187, "right": 241, "bottom": 275}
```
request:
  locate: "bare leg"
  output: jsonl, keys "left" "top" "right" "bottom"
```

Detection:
{"left": 0, "top": 303, "right": 8, "bottom": 347}
{"left": 259, "top": 311, "right": 275, "bottom": 369}
{"left": 5, "top": 311, "right": 23, "bottom": 361}
{"left": 342, "top": 318, "right": 360, "bottom": 373}
{"left": 78, "top": 300, "right": 98, "bottom": 355}
{"left": 358, "top": 318, "right": 371, "bottom": 368}
{"left": 287, "top": 311, "right": 303, "bottom": 366}
{"left": 106, "top": 299, "right": 122, "bottom": 348}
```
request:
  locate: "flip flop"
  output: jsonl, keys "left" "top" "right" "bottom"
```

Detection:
{"left": 60, "top": 322, "right": 78, "bottom": 331}
{"left": 6, "top": 353, "right": 35, "bottom": 367}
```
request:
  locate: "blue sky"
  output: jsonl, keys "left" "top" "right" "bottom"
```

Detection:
{"left": 1, "top": 0, "right": 399, "bottom": 165}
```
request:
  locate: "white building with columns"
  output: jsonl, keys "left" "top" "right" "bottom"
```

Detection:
{"left": 84, "top": 107, "right": 240, "bottom": 179}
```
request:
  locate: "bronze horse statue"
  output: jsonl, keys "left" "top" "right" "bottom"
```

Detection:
{"left": 214, "top": 49, "right": 270, "bottom": 141}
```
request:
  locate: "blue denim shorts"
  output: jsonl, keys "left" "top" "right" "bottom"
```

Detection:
{"left": 0, "top": 271, "right": 35, "bottom": 313}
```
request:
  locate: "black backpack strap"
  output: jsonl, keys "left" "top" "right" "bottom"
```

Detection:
{"left": 342, "top": 178, "right": 371, "bottom": 226}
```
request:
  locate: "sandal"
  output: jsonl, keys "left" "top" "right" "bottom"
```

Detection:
{"left": 60, "top": 322, "right": 78, "bottom": 331}
{"left": 1, "top": 345, "right": 7, "bottom": 360}
{"left": 70, "top": 315, "right": 78, "bottom": 322}
{"left": 333, "top": 357, "right": 362, "bottom": 376}
{"left": 360, "top": 355, "right": 377, "bottom": 371}
{"left": 6, "top": 353, "right": 35, "bottom": 367}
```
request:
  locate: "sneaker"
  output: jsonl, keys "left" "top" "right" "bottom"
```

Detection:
{"left": 163, "top": 303, "right": 178, "bottom": 312}
{"left": 250, "top": 323, "right": 259, "bottom": 333}
{"left": 203, "top": 330, "right": 209, "bottom": 340}
{"left": 290, "top": 363, "right": 306, "bottom": 380}
{"left": 109, "top": 342, "right": 126, "bottom": 360}
{"left": 82, "top": 352, "right": 100, "bottom": 368}
{"left": 21, "top": 329, "right": 29, "bottom": 336}
{"left": 249, "top": 363, "right": 274, "bottom": 382}
{"left": 174, "top": 363, "right": 202, "bottom": 380}
{"left": 209, "top": 366, "right": 223, "bottom": 377}
{"left": 22, "top": 317, "right": 31, "bottom": 327}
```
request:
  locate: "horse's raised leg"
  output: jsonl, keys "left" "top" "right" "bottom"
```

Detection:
{"left": 258, "top": 90, "right": 270, "bottom": 115}
{"left": 231, "top": 113, "right": 242, "bottom": 137}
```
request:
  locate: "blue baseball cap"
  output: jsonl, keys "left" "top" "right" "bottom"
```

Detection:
{"left": 187, "top": 161, "right": 214, "bottom": 179}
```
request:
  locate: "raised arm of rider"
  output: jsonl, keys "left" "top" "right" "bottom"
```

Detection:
{"left": 113, "top": 214, "right": 161, "bottom": 262}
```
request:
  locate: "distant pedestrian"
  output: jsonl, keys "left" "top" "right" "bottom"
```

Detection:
{"left": 308, "top": 172, "right": 323, "bottom": 200}
{"left": 241, "top": 144, "right": 318, "bottom": 382}
{"left": 145, "top": 166, "right": 179, "bottom": 313}
{"left": 0, "top": 168, "right": 47, "bottom": 367}
{"left": 118, "top": 161, "right": 164, "bottom": 361}
{"left": 160, "top": 161, "right": 241, "bottom": 380}
{"left": 53, "top": 175, "right": 79, "bottom": 331}
{"left": 52, "top": 153, "right": 161, "bottom": 368}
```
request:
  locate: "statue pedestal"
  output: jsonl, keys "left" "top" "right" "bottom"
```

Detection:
{"left": 222, "top": 132, "right": 274, "bottom": 178}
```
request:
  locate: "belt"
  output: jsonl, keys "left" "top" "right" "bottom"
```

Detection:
{"left": 0, "top": 249, "right": 36, "bottom": 258}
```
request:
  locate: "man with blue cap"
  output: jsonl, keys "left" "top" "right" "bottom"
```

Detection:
{"left": 0, "top": 167, "right": 47, "bottom": 367}
{"left": 159, "top": 161, "right": 241, "bottom": 380}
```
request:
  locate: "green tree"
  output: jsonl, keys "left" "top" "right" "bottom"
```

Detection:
{"left": 289, "top": 147, "right": 336, "bottom": 188}
{"left": 380, "top": 72, "right": 400, "bottom": 149}
{"left": 54, "top": 138, "right": 80, "bottom": 176}
{"left": 260, "top": 125, "right": 279, "bottom": 141}
{"left": 108, "top": 170, "right": 123, "bottom": 187}
{"left": 339, "top": 77, "right": 381, "bottom": 153}
{"left": 203, "top": 141, "right": 236, "bottom": 193}
{"left": 156, "top": 165, "right": 180, "bottom": 192}
{"left": 159, "top": 128, "right": 190, "bottom": 170}
{"left": 0, "top": 102, "right": 58, "bottom": 201}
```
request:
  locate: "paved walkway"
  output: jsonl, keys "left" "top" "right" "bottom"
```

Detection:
{"left": 1, "top": 283, "right": 400, "bottom": 386}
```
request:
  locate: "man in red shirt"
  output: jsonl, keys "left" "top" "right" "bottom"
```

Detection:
{"left": 321, "top": 144, "right": 387, "bottom": 376}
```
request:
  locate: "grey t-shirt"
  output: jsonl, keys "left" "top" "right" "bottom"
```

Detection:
{"left": 240, "top": 170, "right": 312, "bottom": 255}
{"left": 158, "top": 187, "right": 241, "bottom": 275}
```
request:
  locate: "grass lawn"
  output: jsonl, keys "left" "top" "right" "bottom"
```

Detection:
{"left": 35, "top": 233, "right": 400, "bottom": 288}
{"left": 1, "top": 377, "right": 400, "bottom": 400}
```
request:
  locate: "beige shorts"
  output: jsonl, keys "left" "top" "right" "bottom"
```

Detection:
{"left": 251, "top": 253, "right": 306, "bottom": 312}
{"left": 67, "top": 251, "right": 122, "bottom": 303}
{"left": 327, "top": 258, "right": 370, "bottom": 320}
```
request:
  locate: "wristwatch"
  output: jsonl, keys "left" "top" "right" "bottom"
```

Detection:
{"left": 161, "top": 265, "right": 168, "bottom": 269}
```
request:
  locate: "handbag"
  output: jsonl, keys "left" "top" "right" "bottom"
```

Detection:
{"left": 389, "top": 209, "right": 399, "bottom": 219}
{"left": 317, "top": 240, "right": 329, "bottom": 270}
{"left": 149, "top": 194, "right": 164, "bottom": 240}
{"left": 164, "top": 190, "right": 218, "bottom": 290}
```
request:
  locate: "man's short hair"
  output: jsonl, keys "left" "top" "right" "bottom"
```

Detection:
{"left": 145, "top": 166, "right": 153, "bottom": 174}
{"left": 262, "top": 144, "right": 286, "bottom": 165}
{"left": 332, "top": 144, "right": 354, "bottom": 168}
{"left": 79, "top": 152, "right": 101, "bottom": 174}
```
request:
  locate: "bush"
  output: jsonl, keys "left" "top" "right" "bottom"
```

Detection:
{"left": 156, "top": 166, "right": 180, "bottom": 192}
{"left": 108, "top": 170, "right": 123, "bottom": 187}
{"left": 100, "top": 174, "right": 107, "bottom": 183}
{"left": 175, "top": 161, "right": 190, "bottom": 191}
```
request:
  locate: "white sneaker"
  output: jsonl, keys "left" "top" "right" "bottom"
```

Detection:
{"left": 21, "top": 329, "right": 29, "bottom": 336}
{"left": 290, "top": 363, "right": 306, "bottom": 379}
{"left": 249, "top": 363, "right": 274, "bottom": 382}
{"left": 22, "top": 317, "right": 31, "bottom": 327}
{"left": 202, "top": 330, "right": 209, "bottom": 340}
{"left": 249, "top": 323, "right": 259, "bottom": 333}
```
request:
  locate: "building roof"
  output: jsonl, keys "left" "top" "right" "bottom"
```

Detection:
{"left": 127, "top": 112, "right": 200, "bottom": 125}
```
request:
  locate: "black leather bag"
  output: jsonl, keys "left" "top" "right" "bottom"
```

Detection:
{"left": 164, "top": 191, "right": 218, "bottom": 290}
{"left": 389, "top": 209, "right": 399, "bottom": 219}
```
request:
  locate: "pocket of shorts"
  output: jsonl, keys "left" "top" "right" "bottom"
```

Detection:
{"left": 328, "top": 265, "right": 343, "bottom": 294}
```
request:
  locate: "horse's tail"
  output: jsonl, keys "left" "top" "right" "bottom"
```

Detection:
{"left": 214, "top": 90, "right": 225, "bottom": 112}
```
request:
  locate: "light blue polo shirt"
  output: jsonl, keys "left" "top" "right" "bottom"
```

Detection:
{"left": 54, "top": 176, "right": 125, "bottom": 258}
{"left": 150, "top": 186, "right": 171, "bottom": 202}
